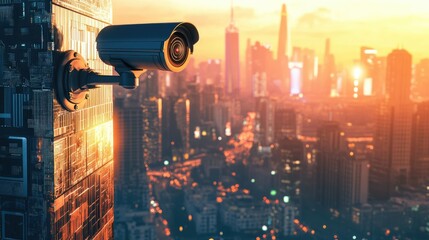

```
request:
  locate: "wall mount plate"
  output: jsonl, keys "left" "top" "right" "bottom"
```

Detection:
{"left": 55, "top": 50, "right": 90, "bottom": 111}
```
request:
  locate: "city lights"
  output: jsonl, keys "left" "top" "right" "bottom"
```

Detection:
{"left": 353, "top": 66, "right": 362, "bottom": 79}
{"left": 283, "top": 196, "right": 290, "bottom": 203}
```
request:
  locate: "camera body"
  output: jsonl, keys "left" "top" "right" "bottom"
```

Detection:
{"left": 55, "top": 22, "right": 198, "bottom": 111}
{"left": 96, "top": 22, "right": 199, "bottom": 73}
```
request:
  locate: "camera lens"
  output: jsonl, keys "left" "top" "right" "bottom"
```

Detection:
{"left": 168, "top": 32, "right": 188, "bottom": 67}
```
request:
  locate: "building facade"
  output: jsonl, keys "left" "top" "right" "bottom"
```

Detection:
{"left": 0, "top": 0, "right": 114, "bottom": 238}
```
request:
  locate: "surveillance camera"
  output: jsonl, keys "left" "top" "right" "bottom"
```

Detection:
{"left": 54, "top": 22, "right": 199, "bottom": 112}
{"left": 96, "top": 22, "right": 199, "bottom": 73}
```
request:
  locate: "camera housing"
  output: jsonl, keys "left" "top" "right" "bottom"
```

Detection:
{"left": 96, "top": 22, "right": 198, "bottom": 73}
{"left": 54, "top": 22, "right": 198, "bottom": 112}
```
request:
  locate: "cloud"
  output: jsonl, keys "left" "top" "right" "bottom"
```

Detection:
{"left": 296, "top": 8, "right": 333, "bottom": 28}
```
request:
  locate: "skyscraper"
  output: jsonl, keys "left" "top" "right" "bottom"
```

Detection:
{"left": 316, "top": 122, "right": 343, "bottom": 209}
{"left": 187, "top": 82, "right": 202, "bottom": 148}
{"left": 114, "top": 96, "right": 151, "bottom": 211}
{"left": 276, "top": 3, "right": 289, "bottom": 94}
{"left": 175, "top": 97, "right": 191, "bottom": 157}
{"left": 276, "top": 137, "right": 304, "bottom": 204}
{"left": 414, "top": 59, "right": 429, "bottom": 100}
{"left": 251, "top": 41, "right": 274, "bottom": 98}
{"left": 255, "top": 97, "right": 276, "bottom": 145}
{"left": 0, "top": 0, "right": 114, "bottom": 238}
{"left": 386, "top": 49, "right": 412, "bottom": 103}
{"left": 321, "top": 38, "right": 335, "bottom": 97}
{"left": 316, "top": 122, "right": 368, "bottom": 209}
{"left": 411, "top": 101, "right": 429, "bottom": 187}
{"left": 225, "top": 2, "right": 240, "bottom": 96}
{"left": 277, "top": 3, "right": 288, "bottom": 61}
{"left": 371, "top": 49, "right": 413, "bottom": 200}
{"left": 360, "top": 47, "right": 377, "bottom": 96}
{"left": 113, "top": 94, "right": 156, "bottom": 239}
{"left": 142, "top": 97, "right": 163, "bottom": 165}
{"left": 198, "top": 59, "right": 222, "bottom": 87}
{"left": 275, "top": 108, "right": 297, "bottom": 140}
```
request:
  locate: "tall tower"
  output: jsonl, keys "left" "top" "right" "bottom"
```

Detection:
{"left": 277, "top": 3, "right": 288, "bottom": 60}
{"left": 321, "top": 38, "right": 335, "bottom": 97}
{"left": 0, "top": 0, "right": 114, "bottom": 239}
{"left": 371, "top": 49, "right": 413, "bottom": 200}
{"left": 225, "top": 1, "right": 240, "bottom": 96}
{"left": 276, "top": 3, "right": 290, "bottom": 94}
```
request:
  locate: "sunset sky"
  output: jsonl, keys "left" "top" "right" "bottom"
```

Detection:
{"left": 113, "top": 0, "right": 429, "bottom": 65}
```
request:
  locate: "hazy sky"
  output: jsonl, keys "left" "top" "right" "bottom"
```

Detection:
{"left": 113, "top": 0, "right": 429, "bottom": 65}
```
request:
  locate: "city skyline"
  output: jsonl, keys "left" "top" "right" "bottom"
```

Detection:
{"left": 113, "top": 0, "right": 429, "bottom": 64}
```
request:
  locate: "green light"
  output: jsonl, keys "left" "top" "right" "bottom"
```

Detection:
{"left": 270, "top": 190, "right": 277, "bottom": 196}
{"left": 251, "top": 178, "right": 255, "bottom": 183}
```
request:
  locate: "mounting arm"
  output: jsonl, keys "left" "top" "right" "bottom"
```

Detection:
{"left": 55, "top": 50, "right": 144, "bottom": 111}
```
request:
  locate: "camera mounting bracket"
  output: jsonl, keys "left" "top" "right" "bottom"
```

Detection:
{"left": 55, "top": 50, "right": 144, "bottom": 111}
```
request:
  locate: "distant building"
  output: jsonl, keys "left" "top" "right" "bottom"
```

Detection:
{"left": 201, "top": 152, "right": 225, "bottom": 180}
{"left": 142, "top": 97, "right": 163, "bottom": 165}
{"left": 250, "top": 41, "right": 274, "bottom": 97}
{"left": 114, "top": 96, "right": 151, "bottom": 211}
{"left": 414, "top": 59, "right": 429, "bottom": 100}
{"left": 212, "top": 99, "right": 240, "bottom": 138}
{"left": 281, "top": 203, "right": 299, "bottom": 237}
{"left": 114, "top": 209, "right": 156, "bottom": 240}
{"left": 411, "top": 101, "right": 429, "bottom": 187}
{"left": 352, "top": 193, "right": 429, "bottom": 238}
{"left": 316, "top": 122, "right": 368, "bottom": 210}
{"left": 220, "top": 195, "right": 269, "bottom": 233}
{"left": 339, "top": 157, "right": 369, "bottom": 207}
{"left": 275, "top": 108, "right": 297, "bottom": 140}
{"left": 187, "top": 83, "right": 202, "bottom": 148}
{"left": 371, "top": 49, "right": 413, "bottom": 200}
{"left": 320, "top": 38, "right": 336, "bottom": 97}
{"left": 255, "top": 97, "right": 276, "bottom": 145}
{"left": 360, "top": 46, "right": 377, "bottom": 96}
{"left": 225, "top": 4, "right": 240, "bottom": 96}
{"left": 184, "top": 186, "right": 217, "bottom": 235}
{"left": 175, "top": 97, "right": 191, "bottom": 157}
{"left": 275, "top": 3, "right": 290, "bottom": 95}
{"left": 275, "top": 137, "right": 304, "bottom": 204}
{"left": 199, "top": 59, "right": 222, "bottom": 87}
{"left": 201, "top": 84, "right": 218, "bottom": 122}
